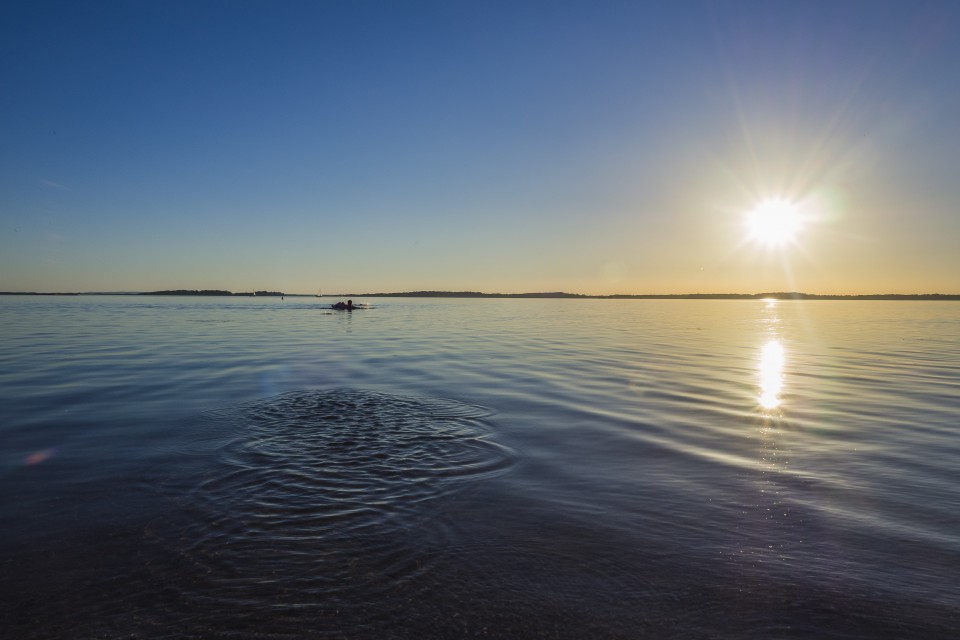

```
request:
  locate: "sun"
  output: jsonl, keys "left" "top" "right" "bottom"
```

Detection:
{"left": 746, "top": 197, "right": 802, "bottom": 246}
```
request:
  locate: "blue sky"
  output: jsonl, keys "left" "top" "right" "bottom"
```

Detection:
{"left": 2, "top": 1, "right": 959, "bottom": 294}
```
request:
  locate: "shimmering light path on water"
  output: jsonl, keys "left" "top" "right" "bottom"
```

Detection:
{"left": 1, "top": 296, "right": 958, "bottom": 638}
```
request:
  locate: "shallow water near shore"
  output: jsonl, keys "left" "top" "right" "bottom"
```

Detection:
{"left": 2, "top": 295, "right": 959, "bottom": 638}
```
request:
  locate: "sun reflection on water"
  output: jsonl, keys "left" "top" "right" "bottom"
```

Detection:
{"left": 759, "top": 340, "right": 785, "bottom": 409}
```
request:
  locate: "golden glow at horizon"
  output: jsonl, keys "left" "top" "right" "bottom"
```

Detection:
{"left": 746, "top": 197, "right": 802, "bottom": 246}
{"left": 759, "top": 339, "right": 785, "bottom": 409}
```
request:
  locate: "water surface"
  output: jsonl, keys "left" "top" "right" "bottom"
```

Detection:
{"left": 1, "top": 296, "right": 958, "bottom": 638}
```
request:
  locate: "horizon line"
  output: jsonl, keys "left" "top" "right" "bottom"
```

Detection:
{"left": 3, "top": 289, "right": 960, "bottom": 300}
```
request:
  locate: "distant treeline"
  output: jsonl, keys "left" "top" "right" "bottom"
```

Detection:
{"left": 748, "top": 292, "right": 960, "bottom": 301}
{"left": 338, "top": 291, "right": 960, "bottom": 301}
{"left": 140, "top": 290, "right": 285, "bottom": 297}
{"left": 351, "top": 291, "right": 588, "bottom": 298}
{"left": 3, "top": 290, "right": 958, "bottom": 300}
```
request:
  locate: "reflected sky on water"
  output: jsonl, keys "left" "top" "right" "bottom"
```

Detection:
{"left": 1, "top": 296, "right": 958, "bottom": 638}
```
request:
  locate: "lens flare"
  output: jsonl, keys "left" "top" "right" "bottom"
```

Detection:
{"left": 24, "top": 449, "right": 57, "bottom": 466}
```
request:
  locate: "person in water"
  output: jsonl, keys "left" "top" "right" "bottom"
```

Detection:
{"left": 333, "top": 300, "right": 356, "bottom": 310}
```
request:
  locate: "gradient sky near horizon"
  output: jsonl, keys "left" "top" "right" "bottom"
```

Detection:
{"left": 2, "top": 1, "right": 959, "bottom": 295}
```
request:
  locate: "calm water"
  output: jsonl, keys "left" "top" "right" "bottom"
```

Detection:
{"left": 1, "top": 295, "right": 958, "bottom": 638}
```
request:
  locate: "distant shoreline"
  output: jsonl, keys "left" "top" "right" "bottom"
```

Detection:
{"left": 2, "top": 290, "right": 959, "bottom": 300}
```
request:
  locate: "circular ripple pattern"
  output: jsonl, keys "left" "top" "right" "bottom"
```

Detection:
{"left": 144, "top": 389, "right": 516, "bottom": 635}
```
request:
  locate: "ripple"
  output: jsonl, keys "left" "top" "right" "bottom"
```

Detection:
{"left": 144, "top": 389, "right": 516, "bottom": 634}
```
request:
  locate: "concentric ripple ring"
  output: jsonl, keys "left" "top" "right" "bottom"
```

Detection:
{"left": 144, "top": 389, "right": 517, "bottom": 631}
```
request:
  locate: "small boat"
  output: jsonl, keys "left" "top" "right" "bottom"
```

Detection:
{"left": 331, "top": 301, "right": 369, "bottom": 310}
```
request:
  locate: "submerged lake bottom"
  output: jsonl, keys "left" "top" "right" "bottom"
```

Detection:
{"left": 1, "top": 296, "right": 958, "bottom": 638}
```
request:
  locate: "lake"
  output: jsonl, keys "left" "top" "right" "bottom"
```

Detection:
{"left": 1, "top": 295, "right": 958, "bottom": 638}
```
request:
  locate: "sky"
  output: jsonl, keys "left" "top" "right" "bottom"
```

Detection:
{"left": 2, "top": 0, "right": 959, "bottom": 295}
